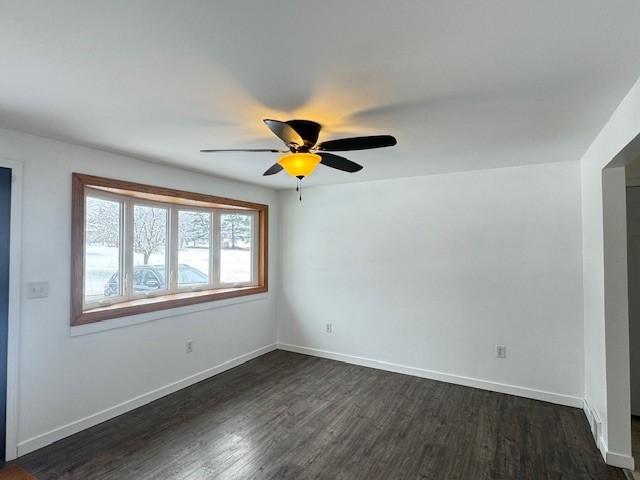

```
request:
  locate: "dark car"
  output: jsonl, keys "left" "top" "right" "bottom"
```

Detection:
{"left": 104, "top": 264, "right": 208, "bottom": 296}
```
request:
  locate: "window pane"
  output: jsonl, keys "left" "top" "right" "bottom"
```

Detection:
{"left": 220, "top": 213, "right": 253, "bottom": 284}
{"left": 178, "top": 210, "right": 210, "bottom": 287}
{"left": 85, "top": 196, "right": 122, "bottom": 303}
{"left": 133, "top": 204, "right": 168, "bottom": 294}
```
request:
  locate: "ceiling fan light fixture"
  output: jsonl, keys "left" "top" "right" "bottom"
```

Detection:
{"left": 277, "top": 152, "right": 321, "bottom": 179}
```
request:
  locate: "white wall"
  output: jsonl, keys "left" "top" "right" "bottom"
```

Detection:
{"left": 581, "top": 76, "right": 640, "bottom": 468}
{"left": 278, "top": 161, "right": 584, "bottom": 405}
{"left": 0, "top": 127, "right": 279, "bottom": 456}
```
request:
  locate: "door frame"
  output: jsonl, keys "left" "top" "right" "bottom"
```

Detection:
{"left": 599, "top": 132, "right": 640, "bottom": 468}
{"left": 0, "top": 158, "right": 22, "bottom": 461}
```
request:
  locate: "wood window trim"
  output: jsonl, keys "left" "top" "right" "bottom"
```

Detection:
{"left": 71, "top": 173, "right": 268, "bottom": 327}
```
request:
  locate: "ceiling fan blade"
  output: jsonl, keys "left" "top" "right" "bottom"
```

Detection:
{"left": 263, "top": 163, "right": 283, "bottom": 176}
{"left": 200, "top": 148, "right": 281, "bottom": 153}
{"left": 318, "top": 153, "right": 363, "bottom": 173}
{"left": 286, "top": 119, "right": 321, "bottom": 147}
{"left": 263, "top": 119, "right": 304, "bottom": 147}
{"left": 315, "top": 135, "right": 397, "bottom": 151}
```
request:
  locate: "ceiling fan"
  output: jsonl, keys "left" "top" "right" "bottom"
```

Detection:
{"left": 200, "top": 119, "right": 397, "bottom": 184}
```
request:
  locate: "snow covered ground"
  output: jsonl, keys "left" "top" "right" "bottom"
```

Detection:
{"left": 85, "top": 245, "right": 251, "bottom": 300}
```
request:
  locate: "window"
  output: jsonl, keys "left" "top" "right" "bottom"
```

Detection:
{"left": 133, "top": 204, "right": 169, "bottom": 296}
{"left": 84, "top": 196, "right": 123, "bottom": 305}
{"left": 220, "top": 212, "right": 255, "bottom": 285}
{"left": 178, "top": 210, "right": 211, "bottom": 289}
{"left": 72, "top": 174, "right": 268, "bottom": 326}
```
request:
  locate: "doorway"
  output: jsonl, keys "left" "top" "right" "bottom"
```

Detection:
{"left": 0, "top": 167, "right": 10, "bottom": 463}
{"left": 628, "top": 185, "right": 640, "bottom": 477}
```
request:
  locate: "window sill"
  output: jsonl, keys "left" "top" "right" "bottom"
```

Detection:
{"left": 72, "top": 285, "right": 267, "bottom": 327}
{"left": 71, "top": 291, "right": 268, "bottom": 337}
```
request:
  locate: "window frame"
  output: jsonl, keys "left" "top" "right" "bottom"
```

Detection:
{"left": 129, "top": 198, "right": 171, "bottom": 300}
{"left": 217, "top": 209, "right": 259, "bottom": 289}
{"left": 175, "top": 206, "right": 214, "bottom": 293}
{"left": 72, "top": 173, "right": 268, "bottom": 326}
{"left": 83, "top": 189, "right": 126, "bottom": 310}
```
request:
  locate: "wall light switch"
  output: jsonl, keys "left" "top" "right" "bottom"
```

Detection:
{"left": 325, "top": 323, "right": 332, "bottom": 333}
{"left": 496, "top": 345, "right": 506, "bottom": 359}
{"left": 26, "top": 281, "right": 49, "bottom": 299}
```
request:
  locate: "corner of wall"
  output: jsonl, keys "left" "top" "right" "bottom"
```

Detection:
{"left": 274, "top": 188, "right": 286, "bottom": 345}
{"left": 579, "top": 73, "right": 640, "bottom": 470}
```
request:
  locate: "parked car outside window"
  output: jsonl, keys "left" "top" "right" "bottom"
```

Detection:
{"left": 104, "top": 264, "right": 207, "bottom": 296}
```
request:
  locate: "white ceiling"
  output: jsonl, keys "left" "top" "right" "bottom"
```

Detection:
{"left": 1, "top": 1, "right": 640, "bottom": 189}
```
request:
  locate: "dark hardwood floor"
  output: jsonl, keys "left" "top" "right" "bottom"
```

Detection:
{"left": 18, "top": 350, "right": 625, "bottom": 479}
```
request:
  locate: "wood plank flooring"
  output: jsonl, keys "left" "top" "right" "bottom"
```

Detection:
{"left": 0, "top": 465, "right": 36, "bottom": 480}
{"left": 17, "top": 350, "right": 625, "bottom": 479}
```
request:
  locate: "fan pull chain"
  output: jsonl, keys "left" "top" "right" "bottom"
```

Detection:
{"left": 297, "top": 179, "right": 302, "bottom": 201}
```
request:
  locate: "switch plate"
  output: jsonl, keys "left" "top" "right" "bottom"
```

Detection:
{"left": 185, "top": 340, "right": 193, "bottom": 354}
{"left": 26, "top": 281, "right": 49, "bottom": 299}
{"left": 325, "top": 323, "right": 332, "bottom": 333}
{"left": 496, "top": 345, "right": 506, "bottom": 359}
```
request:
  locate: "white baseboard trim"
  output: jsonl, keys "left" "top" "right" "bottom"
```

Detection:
{"left": 606, "top": 450, "right": 635, "bottom": 471}
{"left": 277, "top": 343, "right": 584, "bottom": 408}
{"left": 19, "top": 342, "right": 633, "bottom": 470}
{"left": 17, "top": 343, "right": 277, "bottom": 457}
{"left": 583, "top": 397, "right": 607, "bottom": 459}
{"left": 582, "top": 397, "right": 635, "bottom": 470}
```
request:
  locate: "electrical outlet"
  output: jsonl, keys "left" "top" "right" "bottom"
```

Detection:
{"left": 325, "top": 323, "right": 332, "bottom": 333}
{"left": 496, "top": 345, "right": 506, "bottom": 359}
{"left": 26, "top": 281, "right": 49, "bottom": 299}
{"left": 185, "top": 340, "right": 194, "bottom": 354}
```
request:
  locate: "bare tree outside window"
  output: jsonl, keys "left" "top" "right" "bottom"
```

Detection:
{"left": 86, "top": 197, "right": 120, "bottom": 247}
{"left": 134, "top": 205, "right": 167, "bottom": 265}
